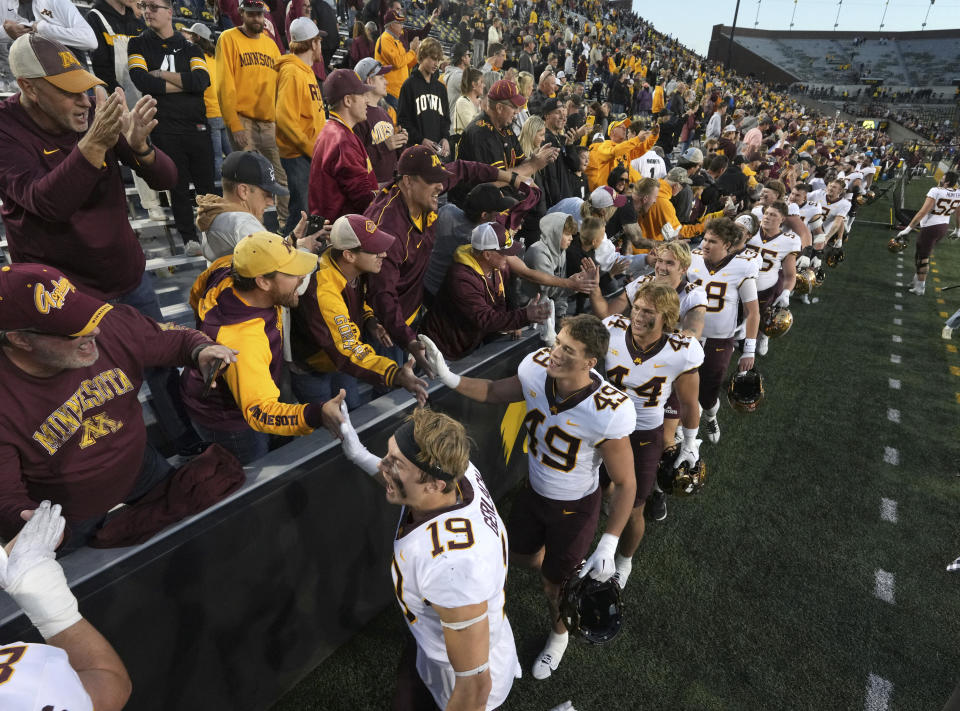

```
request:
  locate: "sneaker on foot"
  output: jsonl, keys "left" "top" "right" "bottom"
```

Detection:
{"left": 800, "top": 294, "right": 810, "bottom": 305}
{"left": 703, "top": 416, "right": 720, "bottom": 444}
{"left": 909, "top": 285, "right": 925, "bottom": 296}
{"left": 612, "top": 559, "right": 632, "bottom": 590}
{"left": 148, "top": 207, "right": 167, "bottom": 222}
{"left": 943, "top": 326, "right": 953, "bottom": 340}
{"left": 757, "top": 333, "right": 769, "bottom": 356}
{"left": 645, "top": 489, "right": 667, "bottom": 522}
{"left": 532, "top": 637, "right": 568, "bottom": 680}
{"left": 183, "top": 240, "right": 202, "bottom": 257}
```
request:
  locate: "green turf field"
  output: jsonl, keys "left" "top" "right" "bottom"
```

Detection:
{"left": 272, "top": 176, "right": 960, "bottom": 711}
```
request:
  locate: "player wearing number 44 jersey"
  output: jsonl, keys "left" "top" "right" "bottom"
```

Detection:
{"left": 687, "top": 217, "right": 760, "bottom": 444}
{"left": 897, "top": 171, "right": 960, "bottom": 296}
{"left": 339, "top": 407, "right": 520, "bottom": 710}
{"left": 419, "top": 315, "right": 637, "bottom": 682}
{"left": 603, "top": 281, "right": 703, "bottom": 588}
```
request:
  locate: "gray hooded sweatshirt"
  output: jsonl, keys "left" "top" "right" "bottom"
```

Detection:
{"left": 517, "top": 211, "right": 573, "bottom": 316}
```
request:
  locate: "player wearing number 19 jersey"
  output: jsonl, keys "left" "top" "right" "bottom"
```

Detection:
{"left": 687, "top": 218, "right": 760, "bottom": 443}
{"left": 418, "top": 315, "right": 637, "bottom": 681}
{"left": 900, "top": 171, "right": 960, "bottom": 296}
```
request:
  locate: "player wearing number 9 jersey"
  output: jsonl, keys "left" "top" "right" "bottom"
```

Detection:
{"left": 338, "top": 407, "right": 520, "bottom": 710}
{"left": 899, "top": 171, "right": 960, "bottom": 296}
{"left": 687, "top": 217, "right": 760, "bottom": 443}
{"left": 417, "top": 314, "right": 636, "bottom": 682}
{"left": 602, "top": 281, "right": 703, "bottom": 588}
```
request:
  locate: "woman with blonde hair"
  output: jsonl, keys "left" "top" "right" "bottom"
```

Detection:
{"left": 518, "top": 114, "right": 546, "bottom": 158}
{"left": 512, "top": 70, "right": 534, "bottom": 135}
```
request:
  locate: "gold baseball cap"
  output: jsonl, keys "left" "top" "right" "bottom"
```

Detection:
{"left": 233, "top": 232, "right": 318, "bottom": 278}
{"left": 9, "top": 34, "right": 105, "bottom": 93}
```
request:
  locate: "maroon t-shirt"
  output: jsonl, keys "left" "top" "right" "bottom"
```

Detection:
{"left": 0, "top": 306, "right": 209, "bottom": 537}
{"left": 0, "top": 95, "right": 178, "bottom": 300}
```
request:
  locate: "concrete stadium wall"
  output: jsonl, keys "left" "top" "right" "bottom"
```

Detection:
{"left": 708, "top": 26, "right": 799, "bottom": 85}
{"left": 0, "top": 335, "right": 541, "bottom": 711}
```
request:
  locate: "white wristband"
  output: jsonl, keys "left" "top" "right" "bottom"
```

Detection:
{"left": 742, "top": 338, "right": 756, "bottom": 357}
{"left": 440, "top": 372, "right": 461, "bottom": 389}
{"left": 681, "top": 426, "right": 698, "bottom": 448}
{"left": 6, "top": 558, "right": 81, "bottom": 640}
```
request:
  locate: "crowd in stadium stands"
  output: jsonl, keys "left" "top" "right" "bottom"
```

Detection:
{"left": 2, "top": 0, "right": 960, "bottom": 704}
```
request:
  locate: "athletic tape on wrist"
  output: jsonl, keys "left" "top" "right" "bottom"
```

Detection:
{"left": 6, "top": 559, "right": 81, "bottom": 640}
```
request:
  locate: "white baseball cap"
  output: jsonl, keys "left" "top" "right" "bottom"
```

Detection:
{"left": 289, "top": 17, "right": 325, "bottom": 42}
{"left": 470, "top": 222, "right": 512, "bottom": 251}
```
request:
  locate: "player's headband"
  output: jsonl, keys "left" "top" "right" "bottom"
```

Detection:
{"left": 394, "top": 420, "right": 455, "bottom": 482}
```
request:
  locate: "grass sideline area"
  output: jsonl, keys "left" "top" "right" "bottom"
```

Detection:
{"left": 272, "top": 176, "right": 960, "bottom": 711}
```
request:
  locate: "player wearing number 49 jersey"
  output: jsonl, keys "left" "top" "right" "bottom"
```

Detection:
{"left": 602, "top": 281, "right": 703, "bottom": 588}
{"left": 338, "top": 407, "right": 520, "bottom": 710}
{"left": 897, "top": 171, "right": 960, "bottom": 296}
{"left": 687, "top": 218, "right": 760, "bottom": 443}
{"left": 419, "top": 315, "right": 637, "bottom": 682}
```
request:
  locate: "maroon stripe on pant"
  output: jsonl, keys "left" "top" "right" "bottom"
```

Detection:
{"left": 698, "top": 337, "right": 735, "bottom": 410}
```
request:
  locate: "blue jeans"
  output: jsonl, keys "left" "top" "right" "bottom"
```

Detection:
{"left": 281, "top": 155, "right": 311, "bottom": 235}
{"left": 114, "top": 271, "right": 191, "bottom": 443}
{"left": 191, "top": 421, "right": 269, "bottom": 466}
{"left": 290, "top": 369, "right": 366, "bottom": 410}
{"left": 60, "top": 442, "right": 175, "bottom": 554}
{"left": 208, "top": 116, "right": 231, "bottom": 183}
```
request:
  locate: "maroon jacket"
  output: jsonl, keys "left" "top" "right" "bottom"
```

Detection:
{"left": 0, "top": 306, "right": 210, "bottom": 538}
{"left": 309, "top": 112, "right": 379, "bottom": 220}
{"left": 0, "top": 95, "right": 177, "bottom": 300}
{"left": 363, "top": 160, "right": 499, "bottom": 346}
{"left": 419, "top": 247, "right": 528, "bottom": 359}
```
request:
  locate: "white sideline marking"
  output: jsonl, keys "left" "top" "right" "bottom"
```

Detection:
{"left": 893, "top": 318, "right": 902, "bottom": 326}
{"left": 880, "top": 498, "right": 898, "bottom": 523}
{"left": 894, "top": 304, "right": 903, "bottom": 311}
{"left": 874, "top": 570, "right": 895, "bottom": 604}
{"left": 895, "top": 292, "right": 903, "bottom": 298}
{"left": 888, "top": 378, "right": 901, "bottom": 390}
{"left": 890, "top": 354, "right": 901, "bottom": 364}
{"left": 887, "top": 408, "right": 900, "bottom": 423}
{"left": 896, "top": 271, "right": 903, "bottom": 277}
{"left": 865, "top": 673, "right": 893, "bottom": 710}
{"left": 895, "top": 281, "right": 903, "bottom": 287}
{"left": 892, "top": 335, "right": 902, "bottom": 343}
{"left": 884, "top": 447, "right": 899, "bottom": 465}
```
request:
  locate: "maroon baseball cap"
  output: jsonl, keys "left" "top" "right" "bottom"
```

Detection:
{"left": 323, "top": 68, "right": 375, "bottom": 105}
{"left": 9, "top": 34, "right": 105, "bottom": 93}
{"left": 0, "top": 264, "right": 112, "bottom": 336}
{"left": 330, "top": 214, "right": 396, "bottom": 253}
{"left": 398, "top": 145, "right": 453, "bottom": 183}
{"left": 383, "top": 9, "right": 405, "bottom": 23}
{"left": 488, "top": 79, "right": 526, "bottom": 107}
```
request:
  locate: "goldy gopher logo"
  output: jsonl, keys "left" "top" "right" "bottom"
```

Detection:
{"left": 34, "top": 277, "right": 76, "bottom": 315}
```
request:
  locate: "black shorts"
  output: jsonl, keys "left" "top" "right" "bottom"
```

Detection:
{"left": 915, "top": 223, "right": 949, "bottom": 263}
{"left": 508, "top": 483, "right": 601, "bottom": 585}
{"left": 630, "top": 426, "right": 664, "bottom": 504}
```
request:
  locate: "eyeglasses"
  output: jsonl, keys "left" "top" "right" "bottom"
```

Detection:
{"left": 137, "top": 2, "right": 171, "bottom": 10}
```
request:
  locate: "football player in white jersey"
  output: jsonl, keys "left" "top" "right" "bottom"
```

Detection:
{"left": 790, "top": 183, "right": 825, "bottom": 266}
{"left": 897, "top": 171, "right": 960, "bottom": 296}
{"left": 687, "top": 217, "right": 760, "bottom": 444}
{"left": 747, "top": 202, "right": 800, "bottom": 356}
{"left": 602, "top": 282, "right": 703, "bottom": 587}
{"left": 751, "top": 180, "right": 811, "bottom": 249}
{"left": 0, "top": 501, "right": 131, "bottom": 711}
{"left": 339, "top": 407, "right": 520, "bottom": 710}
{"left": 418, "top": 315, "right": 636, "bottom": 681}
{"left": 821, "top": 179, "right": 852, "bottom": 248}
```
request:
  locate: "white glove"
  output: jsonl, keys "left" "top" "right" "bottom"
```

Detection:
{"left": 0, "top": 500, "right": 81, "bottom": 640}
{"left": 417, "top": 335, "right": 461, "bottom": 389}
{"left": 796, "top": 255, "right": 811, "bottom": 270}
{"left": 540, "top": 298, "right": 557, "bottom": 346}
{"left": 661, "top": 222, "right": 680, "bottom": 242}
{"left": 579, "top": 532, "right": 618, "bottom": 582}
{"left": 832, "top": 237, "right": 843, "bottom": 249}
{"left": 774, "top": 289, "right": 791, "bottom": 308}
{"left": 950, "top": 227, "right": 960, "bottom": 241}
{"left": 897, "top": 226, "right": 912, "bottom": 238}
{"left": 673, "top": 438, "right": 701, "bottom": 470}
{"left": 811, "top": 256, "right": 822, "bottom": 271}
{"left": 339, "top": 402, "right": 381, "bottom": 477}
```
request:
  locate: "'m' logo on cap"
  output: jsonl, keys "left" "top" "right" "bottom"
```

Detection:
{"left": 430, "top": 154, "right": 442, "bottom": 168}
{"left": 365, "top": 220, "right": 377, "bottom": 233}
{"left": 59, "top": 51, "right": 81, "bottom": 69}
{"left": 34, "top": 277, "right": 75, "bottom": 315}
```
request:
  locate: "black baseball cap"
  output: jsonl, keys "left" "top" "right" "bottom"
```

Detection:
{"left": 539, "top": 97, "right": 562, "bottom": 116}
{"left": 221, "top": 152, "right": 289, "bottom": 196}
{"left": 464, "top": 184, "right": 517, "bottom": 215}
